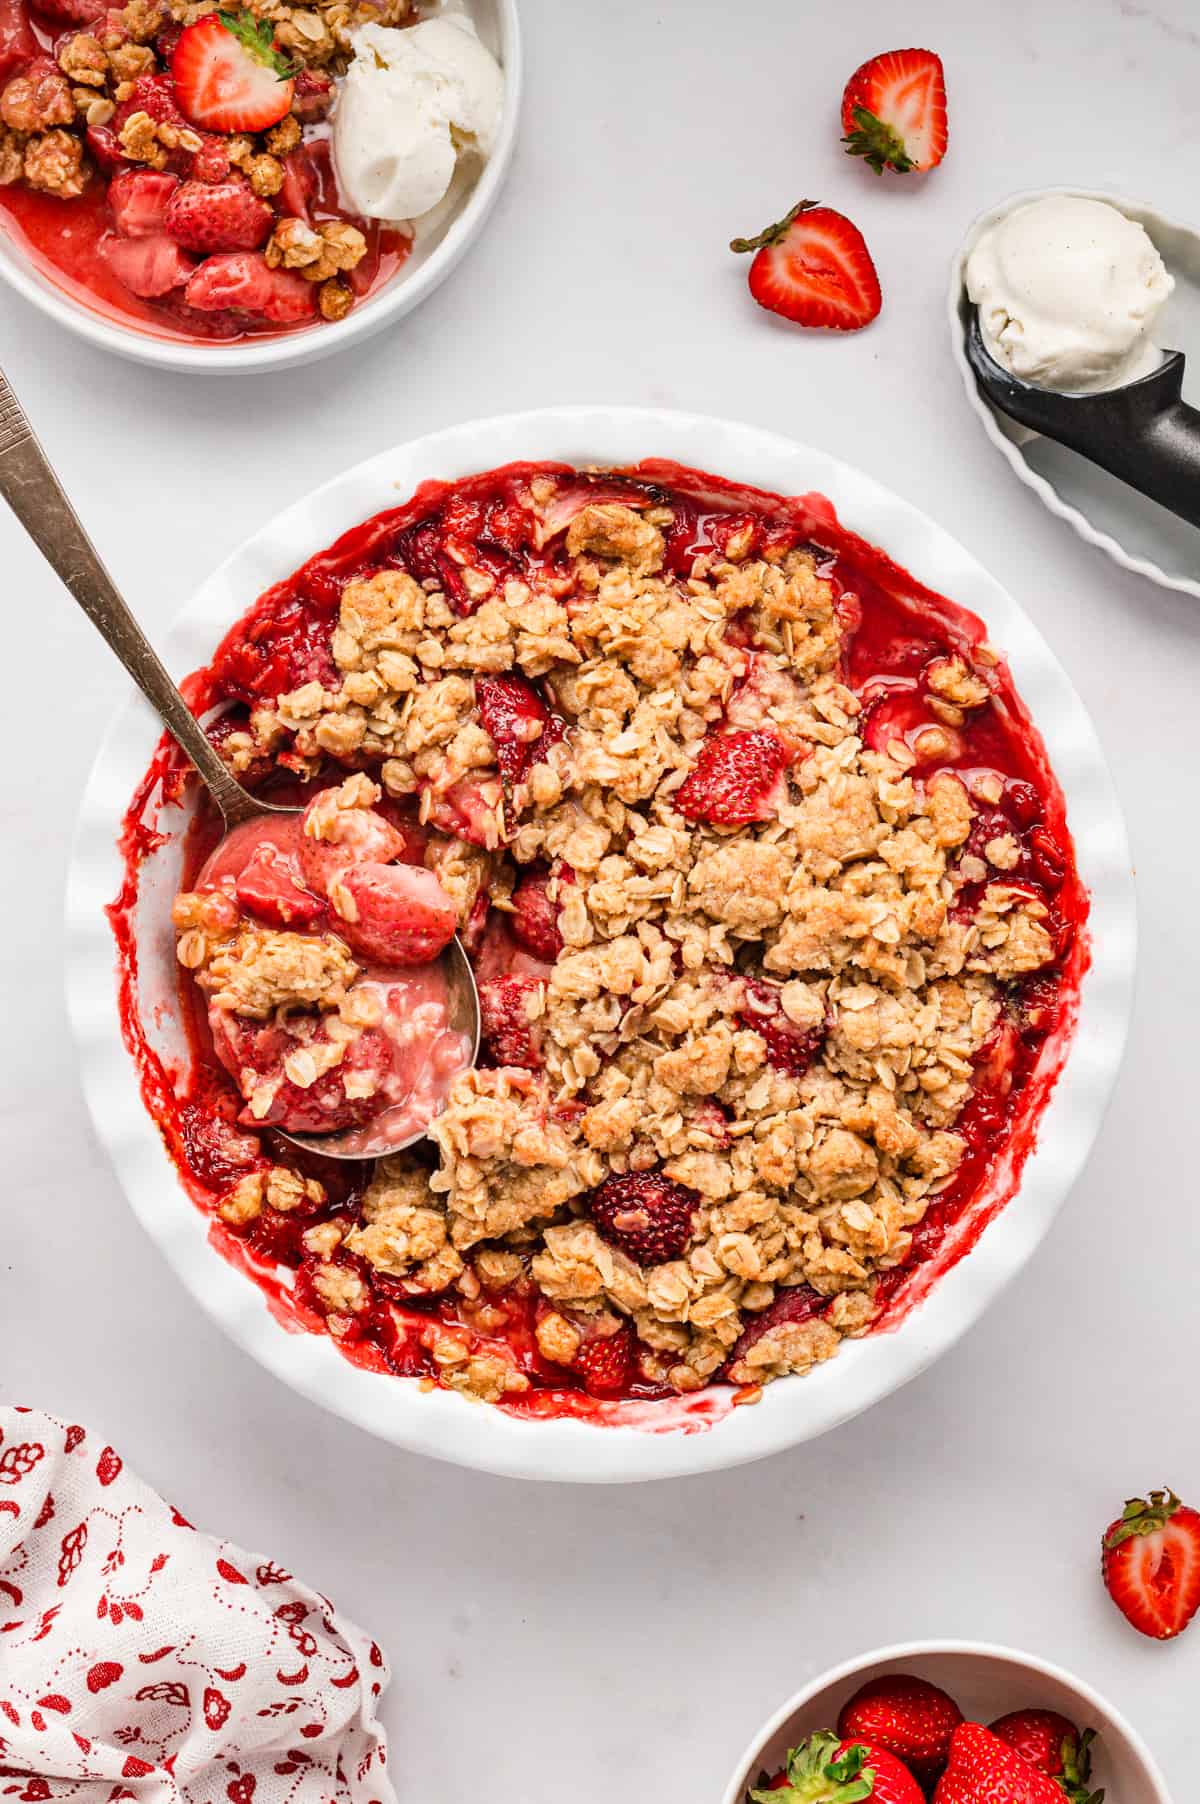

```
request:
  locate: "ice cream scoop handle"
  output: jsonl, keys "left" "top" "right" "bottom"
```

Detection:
{"left": 1129, "top": 401, "right": 1200, "bottom": 529}
{"left": 0, "top": 367, "right": 266, "bottom": 827}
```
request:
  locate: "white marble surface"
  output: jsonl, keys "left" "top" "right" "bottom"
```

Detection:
{"left": 2, "top": 0, "right": 1198, "bottom": 1796}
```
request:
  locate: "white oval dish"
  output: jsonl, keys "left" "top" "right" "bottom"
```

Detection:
{"left": 721, "top": 1640, "right": 1173, "bottom": 1804}
{"left": 65, "top": 406, "right": 1136, "bottom": 1484}
{"left": 950, "top": 185, "right": 1200, "bottom": 598}
{"left": 0, "top": 0, "right": 520, "bottom": 374}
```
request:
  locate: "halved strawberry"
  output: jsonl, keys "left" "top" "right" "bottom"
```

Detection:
{"left": 171, "top": 9, "right": 294, "bottom": 134}
{"left": 730, "top": 201, "right": 881, "bottom": 331}
{"left": 841, "top": 47, "right": 948, "bottom": 175}
{"left": 1102, "top": 1488, "right": 1200, "bottom": 1640}
{"left": 183, "top": 250, "right": 315, "bottom": 322}
{"left": 98, "top": 231, "right": 196, "bottom": 298}
{"left": 108, "top": 168, "right": 178, "bottom": 236}
{"left": 164, "top": 176, "right": 272, "bottom": 252}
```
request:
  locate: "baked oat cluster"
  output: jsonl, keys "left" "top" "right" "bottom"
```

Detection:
{"left": 178, "top": 469, "right": 1073, "bottom": 1409}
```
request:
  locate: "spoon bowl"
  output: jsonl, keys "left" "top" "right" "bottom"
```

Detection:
{"left": 0, "top": 366, "right": 480, "bottom": 1162}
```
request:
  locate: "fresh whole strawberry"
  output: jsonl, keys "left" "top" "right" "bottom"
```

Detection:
{"left": 751, "top": 1731, "right": 924, "bottom": 1804}
{"left": 587, "top": 1170, "right": 697, "bottom": 1267}
{"left": 841, "top": 48, "right": 948, "bottom": 175}
{"left": 934, "top": 1724, "right": 1069, "bottom": 1804}
{"left": 172, "top": 9, "right": 295, "bottom": 133}
{"left": 989, "top": 1712, "right": 1102, "bottom": 1804}
{"left": 676, "top": 728, "right": 791, "bottom": 825}
{"left": 1101, "top": 1487, "right": 1200, "bottom": 1640}
{"left": 837, "top": 1674, "right": 963, "bottom": 1788}
{"left": 164, "top": 178, "right": 272, "bottom": 252}
{"left": 730, "top": 201, "right": 881, "bottom": 332}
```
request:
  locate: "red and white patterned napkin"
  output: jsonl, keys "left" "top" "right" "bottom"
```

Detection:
{"left": 0, "top": 1407, "right": 395, "bottom": 1804}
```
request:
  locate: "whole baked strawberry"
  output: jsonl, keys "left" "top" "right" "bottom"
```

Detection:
{"left": 934, "top": 1724, "right": 1065, "bottom": 1804}
{"left": 750, "top": 1731, "right": 924, "bottom": 1804}
{"left": 1101, "top": 1487, "right": 1200, "bottom": 1640}
{"left": 837, "top": 1674, "right": 962, "bottom": 1788}
{"left": 989, "top": 1712, "right": 1102, "bottom": 1803}
{"left": 730, "top": 202, "right": 881, "bottom": 332}
{"left": 840, "top": 48, "right": 948, "bottom": 175}
{"left": 587, "top": 1171, "right": 697, "bottom": 1267}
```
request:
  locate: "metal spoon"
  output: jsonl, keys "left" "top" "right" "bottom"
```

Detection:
{"left": 964, "top": 307, "right": 1200, "bottom": 530}
{"left": 0, "top": 367, "right": 479, "bottom": 1161}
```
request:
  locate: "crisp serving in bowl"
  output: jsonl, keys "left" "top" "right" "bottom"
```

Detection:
{"left": 68, "top": 410, "right": 1133, "bottom": 1480}
{"left": 0, "top": 0, "right": 516, "bottom": 365}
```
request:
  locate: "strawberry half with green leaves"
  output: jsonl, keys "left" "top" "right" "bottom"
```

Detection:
{"left": 837, "top": 1674, "right": 962, "bottom": 1788}
{"left": 172, "top": 10, "right": 295, "bottom": 134}
{"left": 1101, "top": 1487, "right": 1200, "bottom": 1640}
{"left": 841, "top": 48, "right": 947, "bottom": 175}
{"left": 731, "top": 201, "right": 881, "bottom": 331}
{"left": 989, "top": 1712, "right": 1104, "bottom": 1804}
{"left": 934, "top": 1724, "right": 1065, "bottom": 1804}
{"left": 750, "top": 1732, "right": 924, "bottom": 1804}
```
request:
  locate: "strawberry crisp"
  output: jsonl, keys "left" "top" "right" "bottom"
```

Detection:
{"left": 114, "top": 458, "right": 1087, "bottom": 1419}
{"left": 0, "top": 0, "right": 415, "bottom": 338}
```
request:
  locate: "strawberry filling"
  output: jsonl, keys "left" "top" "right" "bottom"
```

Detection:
{"left": 116, "top": 460, "right": 1087, "bottom": 1415}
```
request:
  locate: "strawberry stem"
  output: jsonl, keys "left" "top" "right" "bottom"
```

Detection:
{"left": 842, "top": 105, "right": 914, "bottom": 175}
{"left": 217, "top": 9, "right": 297, "bottom": 79}
{"left": 730, "top": 199, "right": 818, "bottom": 255}
{"left": 1104, "top": 1488, "right": 1182, "bottom": 1549}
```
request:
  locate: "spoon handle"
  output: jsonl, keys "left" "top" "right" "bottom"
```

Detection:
{"left": 0, "top": 368, "right": 263, "bottom": 827}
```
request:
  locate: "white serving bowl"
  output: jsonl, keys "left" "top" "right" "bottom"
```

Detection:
{"left": 0, "top": 0, "right": 520, "bottom": 373}
{"left": 950, "top": 185, "right": 1200, "bottom": 599}
{"left": 65, "top": 406, "right": 1136, "bottom": 1483}
{"left": 721, "top": 1640, "right": 1173, "bottom": 1804}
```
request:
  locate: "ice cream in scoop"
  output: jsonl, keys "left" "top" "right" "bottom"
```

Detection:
{"left": 965, "top": 194, "right": 1174, "bottom": 394}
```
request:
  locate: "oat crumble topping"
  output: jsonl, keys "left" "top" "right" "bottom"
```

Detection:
{"left": 147, "top": 462, "right": 1083, "bottom": 1412}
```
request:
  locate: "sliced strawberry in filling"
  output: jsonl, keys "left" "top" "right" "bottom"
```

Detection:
{"left": 478, "top": 973, "right": 543, "bottom": 1070}
{"left": 509, "top": 864, "right": 569, "bottom": 961}
{"left": 98, "top": 232, "right": 196, "bottom": 298}
{"left": 211, "top": 1011, "right": 395, "bottom": 1134}
{"left": 675, "top": 728, "right": 791, "bottom": 826}
{"left": 475, "top": 674, "right": 564, "bottom": 792}
{"left": 738, "top": 977, "right": 826, "bottom": 1076}
{"left": 234, "top": 842, "right": 326, "bottom": 929}
{"left": 184, "top": 251, "right": 316, "bottom": 322}
{"left": 108, "top": 168, "right": 178, "bottom": 236}
{"left": 329, "top": 862, "right": 457, "bottom": 967}
{"left": 0, "top": 0, "right": 37, "bottom": 79}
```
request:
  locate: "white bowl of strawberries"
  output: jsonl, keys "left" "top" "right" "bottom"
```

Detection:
{"left": 721, "top": 1642, "right": 1174, "bottom": 1804}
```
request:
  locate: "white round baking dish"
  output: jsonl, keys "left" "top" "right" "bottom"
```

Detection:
{"left": 65, "top": 406, "right": 1136, "bottom": 1482}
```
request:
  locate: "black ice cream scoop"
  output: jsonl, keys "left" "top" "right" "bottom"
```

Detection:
{"left": 964, "top": 307, "right": 1200, "bottom": 530}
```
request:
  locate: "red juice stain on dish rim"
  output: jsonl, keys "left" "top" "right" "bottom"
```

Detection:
{"left": 105, "top": 458, "right": 1090, "bottom": 1430}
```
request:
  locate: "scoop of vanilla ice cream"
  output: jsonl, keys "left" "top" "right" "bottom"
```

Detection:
{"left": 332, "top": 12, "right": 503, "bottom": 223}
{"left": 966, "top": 195, "right": 1174, "bottom": 393}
